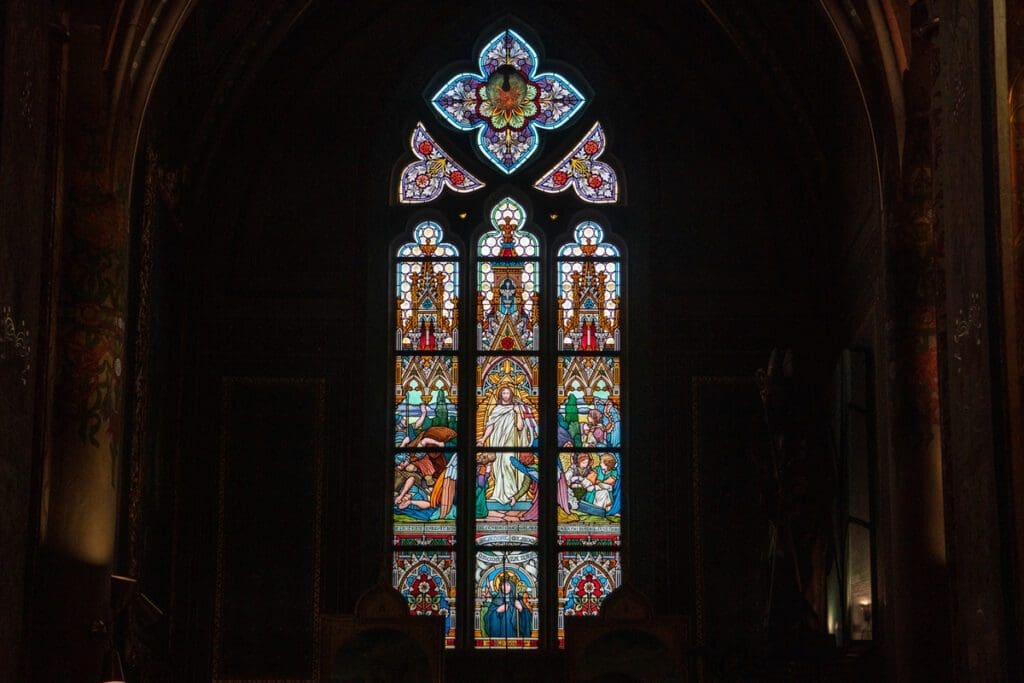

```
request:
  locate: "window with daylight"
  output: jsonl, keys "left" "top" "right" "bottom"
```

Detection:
{"left": 391, "top": 25, "right": 624, "bottom": 651}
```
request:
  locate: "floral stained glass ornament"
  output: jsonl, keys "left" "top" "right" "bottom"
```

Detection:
{"left": 431, "top": 29, "right": 586, "bottom": 174}
{"left": 534, "top": 122, "right": 618, "bottom": 203}
{"left": 557, "top": 551, "right": 620, "bottom": 646}
{"left": 399, "top": 123, "right": 485, "bottom": 203}
{"left": 393, "top": 550, "right": 457, "bottom": 647}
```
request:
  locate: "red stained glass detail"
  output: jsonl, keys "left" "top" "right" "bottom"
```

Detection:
{"left": 450, "top": 170, "right": 465, "bottom": 185}
{"left": 418, "top": 140, "right": 434, "bottom": 155}
{"left": 408, "top": 571, "right": 441, "bottom": 612}
{"left": 587, "top": 174, "right": 602, "bottom": 189}
{"left": 572, "top": 570, "right": 605, "bottom": 614}
{"left": 583, "top": 140, "right": 599, "bottom": 155}
{"left": 553, "top": 170, "right": 568, "bottom": 186}
{"left": 416, "top": 173, "right": 430, "bottom": 188}
{"left": 500, "top": 336, "right": 515, "bottom": 350}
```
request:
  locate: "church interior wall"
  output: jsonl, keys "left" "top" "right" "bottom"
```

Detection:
{"left": 0, "top": 1, "right": 1019, "bottom": 680}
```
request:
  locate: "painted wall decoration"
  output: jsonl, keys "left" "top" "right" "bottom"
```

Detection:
{"left": 0, "top": 304, "right": 32, "bottom": 386}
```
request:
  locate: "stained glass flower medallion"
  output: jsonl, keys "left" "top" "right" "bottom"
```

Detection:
{"left": 431, "top": 30, "right": 586, "bottom": 174}
{"left": 557, "top": 551, "right": 620, "bottom": 646}
{"left": 394, "top": 551, "right": 457, "bottom": 647}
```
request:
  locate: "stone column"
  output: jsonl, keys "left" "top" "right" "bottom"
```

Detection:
{"left": 1002, "top": 0, "right": 1024, "bottom": 670}
{"left": 932, "top": 0, "right": 1010, "bottom": 677}
{"left": 31, "top": 7, "right": 130, "bottom": 681}
{"left": 880, "top": 9, "right": 952, "bottom": 677}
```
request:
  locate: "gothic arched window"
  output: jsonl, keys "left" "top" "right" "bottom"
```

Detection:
{"left": 391, "top": 25, "right": 623, "bottom": 650}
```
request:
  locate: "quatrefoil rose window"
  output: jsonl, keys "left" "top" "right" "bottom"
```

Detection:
{"left": 431, "top": 29, "right": 586, "bottom": 174}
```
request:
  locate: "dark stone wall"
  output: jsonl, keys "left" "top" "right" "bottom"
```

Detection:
{"left": 215, "top": 379, "right": 323, "bottom": 678}
{"left": 1005, "top": 0, "right": 1024, "bottom": 669}
{"left": 0, "top": 1, "right": 1012, "bottom": 681}
{"left": 121, "top": 1, "right": 899, "bottom": 679}
{"left": 0, "top": 1, "right": 54, "bottom": 678}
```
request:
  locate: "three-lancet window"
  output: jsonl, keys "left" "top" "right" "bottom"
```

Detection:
{"left": 391, "top": 26, "right": 624, "bottom": 650}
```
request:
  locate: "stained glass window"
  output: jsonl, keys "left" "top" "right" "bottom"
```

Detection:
{"left": 554, "top": 221, "right": 622, "bottom": 644}
{"left": 477, "top": 198, "right": 540, "bottom": 351}
{"left": 399, "top": 123, "right": 485, "bottom": 204}
{"left": 391, "top": 24, "right": 624, "bottom": 651}
{"left": 475, "top": 548, "right": 539, "bottom": 648}
{"left": 557, "top": 551, "right": 621, "bottom": 646}
{"left": 394, "top": 551, "right": 458, "bottom": 647}
{"left": 534, "top": 122, "right": 619, "bottom": 203}
{"left": 391, "top": 206, "right": 623, "bottom": 649}
{"left": 431, "top": 30, "right": 586, "bottom": 174}
{"left": 393, "top": 223, "right": 460, "bottom": 646}
{"left": 473, "top": 198, "right": 542, "bottom": 648}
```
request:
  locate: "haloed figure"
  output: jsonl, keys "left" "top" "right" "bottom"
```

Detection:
{"left": 477, "top": 385, "right": 537, "bottom": 504}
{"left": 484, "top": 576, "right": 532, "bottom": 639}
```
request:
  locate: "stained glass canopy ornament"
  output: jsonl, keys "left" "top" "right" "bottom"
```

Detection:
{"left": 399, "top": 123, "right": 485, "bottom": 204}
{"left": 431, "top": 29, "right": 586, "bottom": 174}
{"left": 558, "top": 221, "right": 619, "bottom": 258}
{"left": 534, "top": 122, "right": 618, "bottom": 203}
{"left": 398, "top": 221, "right": 460, "bottom": 258}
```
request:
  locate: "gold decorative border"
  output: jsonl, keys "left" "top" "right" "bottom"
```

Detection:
{"left": 213, "top": 377, "right": 326, "bottom": 682}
